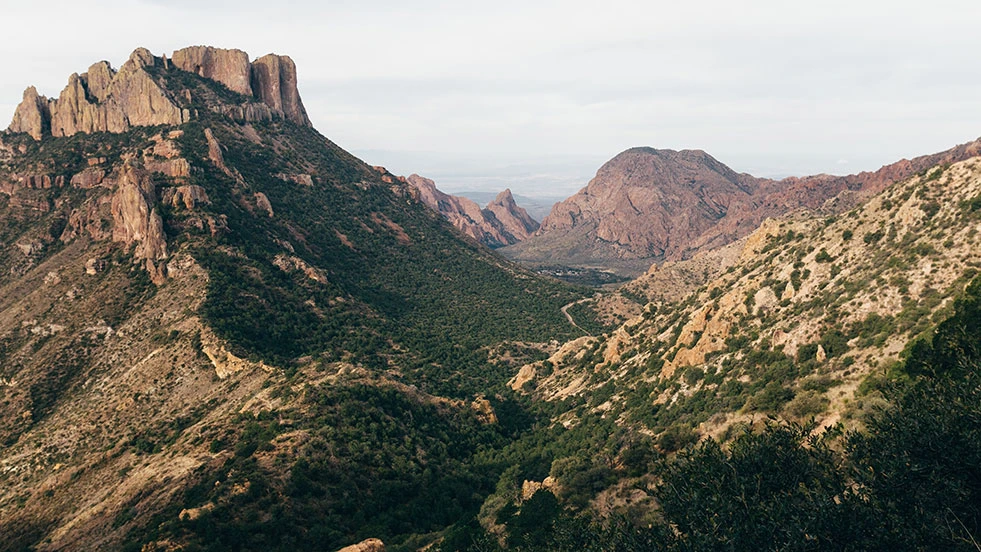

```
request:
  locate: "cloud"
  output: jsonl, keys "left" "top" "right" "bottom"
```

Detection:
{"left": 2, "top": 0, "right": 981, "bottom": 179}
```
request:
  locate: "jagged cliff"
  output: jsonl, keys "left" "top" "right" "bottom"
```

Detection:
{"left": 7, "top": 46, "right": 310, "bottom": 141}
{"left": 403, "top": 173, "right": 539, "bottom": 247}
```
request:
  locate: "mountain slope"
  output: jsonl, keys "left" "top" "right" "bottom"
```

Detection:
{"left": 513, "top": 153, "right": 981, "bottom": 444}
{"left": 502, "top": 140, "right": 981, "bottom": 276}
{"left": 0, "top": 46, "right": 584, "bottom": 551}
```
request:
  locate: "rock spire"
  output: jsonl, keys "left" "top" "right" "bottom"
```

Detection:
{"left": 7, "top": 45, "right": 312, "bottom": 140}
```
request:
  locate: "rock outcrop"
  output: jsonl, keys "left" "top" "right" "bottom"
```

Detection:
{"left": 7, "top": 50, "right": 188, "bottom": 140}
{"left": 171, "top": 46, "right": 252, "bottom": 96}
{"left": 8, "top": 87, "right": 48, "bottom": 140}
{"left": 110, "top": 163, "right": 168, "bottom": 281}
{"left": 336, "top": 538, "right": 385, "bottom": 552}
{"left": 161, "top": 185, "right": 209, "bottom": 209}
{"left": 404, "top": 174, "right": 538, "bottom": 248}
{"left": 251, "top": 54, "right": 311, "bottom": 126}
{"left": 7, "top": 45, "right": 313, "bottom": 140}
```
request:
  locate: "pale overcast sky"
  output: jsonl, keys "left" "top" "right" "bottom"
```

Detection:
{"left": 2, "top": 0, "right": 980, "bottom": 192}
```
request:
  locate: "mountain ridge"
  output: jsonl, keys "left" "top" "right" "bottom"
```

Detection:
{"left": 8, "top": 46, "right": 310, "bottom": 141}
{"left": 403, "top": 173, "right": 539, "bottom": 247}
{"left": 502, "top": 138, "right": 981, "bottom": 276}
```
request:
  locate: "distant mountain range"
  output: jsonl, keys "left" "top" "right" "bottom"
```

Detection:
{"left": 452, "top": 190, "right": 561, "bottom": 223}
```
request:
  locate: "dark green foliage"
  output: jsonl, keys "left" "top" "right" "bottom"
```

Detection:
{"left": 848, "top": 366, "right": 981, "bottom": 549}
{"left": 863, "top": 230, "right": 884, "bottom": 244}
{"left": 139, "top": 384, "right": 508, "bottom": 551}
{"left": 656, "top": 424, "right": 697, "bottom": 453}
{"left": 506, "top": 490, "right": 561, "bottom": 548}
{"left": 796, "top": 342, "right": 819, "bottom": 363}
{"left": 904, "top": 275, "right": 981, "bottom": 379}
{"left": 818, "top": 328, "right": 850, "bottom": 358}
{"left": 565, "top": 301, "right": 616, "bottom": 335}
{"left": 655, "top": 423, "right": 871, "bottom": 551}
{"left": 174, "top": 120, "right": 583, "bottom": 396}
{"left": 745, "top": 381, "right": 794, "bottom": 413}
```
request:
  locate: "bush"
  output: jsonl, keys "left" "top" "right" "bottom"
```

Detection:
{"left": 782, "top": 390, "right": 829, "bottom": 420}
{"left": 657, "top": 424, "right": 698, "bottom": 453}
{"left": 745, "top": 382, "right": 795, "bottom": 413}
{"left": 815, "top": 248, "right": 834, "bottom": 263}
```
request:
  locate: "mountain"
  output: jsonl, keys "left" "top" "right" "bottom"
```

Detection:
{"left": 403, "top": 173, "right": 539, "bottom": 247}
{"left": 4, "top": 43, "right": 981, "bottom": 552}
{"left": 0, "top": 46, "right": 584, "bottom": 551}
{"left": 462, "top": 149, "right": 981, "bottom": 548}
{"left": 511, "top": 152, "right": 981, "bottom": 443}
{"left": 453, "top": 190, "right": 560, "bottom": 222}
{"left": 502, "top": 141, "right": 981, "bottom": 276}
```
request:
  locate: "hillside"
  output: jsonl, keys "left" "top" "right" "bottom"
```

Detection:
{"left": 502, "top": 140, "right": 981, "bottom": 277}
{"left": 406, "top": 146, "right": 981, "bottom": 550}
{"left": 0, "top": 46, "right": 584, "bottom": 551}
{"left": 512, "top": 152, "right": 981, "bottom": 446}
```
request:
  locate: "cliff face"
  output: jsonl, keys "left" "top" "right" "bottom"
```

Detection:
{"left": 6, "top": 45, "right": 312, "bottom": 140}
{"left": 171, "top": 46, "right": 253, "bottom": 96}
{"left": 403, "top": 174, "right": 538, "bottom": 248}
{"left": 250, "top": 53, "right": 311, "bottom": 126}
{"left": 172, "top": 46, "right": 311, "bottom": 126}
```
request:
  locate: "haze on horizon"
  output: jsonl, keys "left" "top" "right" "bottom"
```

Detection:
{"left": 2, "top": 0, "right": 980, "bottom": 197}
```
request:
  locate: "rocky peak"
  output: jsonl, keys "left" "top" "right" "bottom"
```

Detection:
{"left": 6, "top": 45, "right": 313, "bottom": 140}
{"left": 486, "top": 188, "right": 539, "bottom": 241}
{"left": 403, "top": 174, "right": 537, "bottom": 248}
{"left": 510, "top": 147, "right": 760, "bottom": 268}
{"left": 251, "top": 53, "right": 311, "bottom": 126}
{"left": 83, "top": 61, "right": 115, "bottom": 102}
{"left": 8, "top": 86, "right": 49, "bottom": 140}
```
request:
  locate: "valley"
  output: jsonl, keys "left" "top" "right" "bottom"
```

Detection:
{"left": 0, "top": 44, "right": 979, "bottom": 552}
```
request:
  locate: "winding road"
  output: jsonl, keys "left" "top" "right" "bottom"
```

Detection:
{"left": 561, "top": 298, "right": 593, "bottom": 336}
